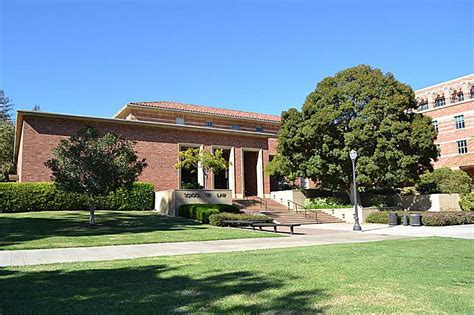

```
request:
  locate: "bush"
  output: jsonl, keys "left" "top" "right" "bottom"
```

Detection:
{"left": 416, "top": 168, "right": 472, "bottom": 194}
{"left": 305, "top": 197, "right": 351, "bottom": 209}
{"left": 209, "top": 213, "right": 273, "bottom": 226}
{"left": 421, "top": 212, "right": 474, "bottom": 226}
{"left": 0, "top": 182, "right": 155, "bottom": 212}
{"left": 178, "top": 204, "right": 240, "bottom": 223}
{"left": 366, "top": 210, "right": 474, "bottom": 226}
{"left": 459, "top": 193, "right": 474, "bottom": 211}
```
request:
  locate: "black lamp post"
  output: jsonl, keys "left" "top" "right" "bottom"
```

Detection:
{"left": 350, "top": 150, "right": 362, "bottom": 231}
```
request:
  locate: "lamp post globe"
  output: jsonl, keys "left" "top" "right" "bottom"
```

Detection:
{"left": 350, "top": 149, "right": 362, "bottom": 231}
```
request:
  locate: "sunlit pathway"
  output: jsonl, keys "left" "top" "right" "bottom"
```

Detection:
{"left": 0, "top": 227, "right": 406, "bottom": 267}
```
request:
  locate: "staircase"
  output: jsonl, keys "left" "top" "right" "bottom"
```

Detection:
{"left": 233, "top": 197, "right": 343, "bottom": 225}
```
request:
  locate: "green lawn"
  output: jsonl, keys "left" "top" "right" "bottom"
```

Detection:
{"left": 1, "top": 238, "right": 473, "bottom": 314}
{"left": 0, "top": 210, "right": 280, "bottom": 250}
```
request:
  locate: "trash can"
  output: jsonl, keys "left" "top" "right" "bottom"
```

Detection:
{"left": 388, "top": 213, "right": 398, "bottom": 226}
{"left": 402, "top": 215, "right": 409, "bottom": 226}
{"left": 410, "top": 213, "right": 421, "bottom": 226}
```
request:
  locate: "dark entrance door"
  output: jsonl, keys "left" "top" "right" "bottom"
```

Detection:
{"left": 243, "top": 151, "right": 258, "bottom": 196}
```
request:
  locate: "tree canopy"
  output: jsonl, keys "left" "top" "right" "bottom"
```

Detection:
{"left": 0, "top": 90, "right": 15, "bottom": 181}
{"left": 271, "top": 65, "right": 438, "bottom": 193}
{"left": 45, "top": 126, "right": 147, "bottom": 224}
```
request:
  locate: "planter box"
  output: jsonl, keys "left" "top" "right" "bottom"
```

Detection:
{"left": 270, "top": 190, "right": 306, "bottom": 210}
{"left": 316, "top": 207, "right": 379, "bottom": 223}
{"left": 155, "top": 189, "right": 232, "bottom": 216}
{"left": 396, "top": 194, "right": 461, "bottom": 212}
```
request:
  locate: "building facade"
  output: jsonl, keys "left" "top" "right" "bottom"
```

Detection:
{"left": 415, "top": 74, "right": 474, "bottom": 182}
{"left": 14, "top": 74, "right": 474, "bottom": 195}
{"left": 14, "top": 101, "right": 281, "bottom": 198}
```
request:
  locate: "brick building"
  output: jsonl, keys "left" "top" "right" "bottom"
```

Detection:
{"left": 415, "top": 73, "right": 474, "bottom": 182}
{"left": 14, "top": 101, "right": 281, "bottom": 198}
{"left": 14, "top": 74, "right": 474, "bottom": 196}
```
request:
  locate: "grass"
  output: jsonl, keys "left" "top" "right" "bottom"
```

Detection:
{"left": 0, "top": 210, "right": 280, "bottom": 250}
{"left": 0, "top": 238, "right": 472, "bottom": 313}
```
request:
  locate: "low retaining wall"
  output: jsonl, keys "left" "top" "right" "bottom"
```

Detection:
{"left": 396, "top": 194, "right": 461, "bottom": 212}
{"left": 155, "top": 189, "right": 232, "bottom": 216}
{"left": 316, "top": 207, "right": 379, "bottom": 223}
{"left": 270, "top": 190, "right": 306, "bottom": 210}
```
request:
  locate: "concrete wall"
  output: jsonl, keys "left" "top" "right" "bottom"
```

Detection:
{"left": 270, "top": 190, "right": 306, "bottom": 210}
{"left": 396, "top": 194, "right": 461, "bottom": 212}
{"left": 316, "top": 207, "right": 379, "bottom": 223}
{"left": 155, "top": 189, "right": 232, "bottom": 216}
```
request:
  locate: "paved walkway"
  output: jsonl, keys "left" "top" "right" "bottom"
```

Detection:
{"left": 0, "top": 229, "right": 405, "bottom": 267}
{"left": 301, "top": 223, "right": 474, "bottom": 239}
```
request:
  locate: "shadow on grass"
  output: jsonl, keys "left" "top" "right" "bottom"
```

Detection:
{"left": 0, "top": 264, "right": 327, "bottom": 313}
{"left": 0, "top": 211, "right": 210, "bottom": 248}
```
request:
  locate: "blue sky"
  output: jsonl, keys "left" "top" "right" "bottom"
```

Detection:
{"left": 1, "top": 0, "right": 473, "bottom": 118}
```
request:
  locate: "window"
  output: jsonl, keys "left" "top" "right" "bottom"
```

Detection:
{"left": 231, "top": 124, "right": 240, "bottom": 130}
{"left": 436, "top": 144, "right": 441, "bottom": 157}
{"left": 434, "top": 97, "right": 445, "bottom": 107}
{"left": 457, "top": 91, "right": 464, "bottom": 102}
{"left": 205, "top": 121, "right": 213, "bottom": 127}
{"left": 176, "top": 117, "right": 185, "bottom": 125}
{"left": 418, "top": 100, "right": 429, "bottom": 111}
{"left": 256, "top": 126, "right": 263, "bottom": 132}
{"left": 455, "top": 115, "right": 465, "bottom": 129}
{"left": 471, "top": 86, "right": 474, "bottom": 99}
{"left": 457, "top": 140, "right": 468, "bottom": 154}
{"left": 432, "top": 120, "right": 439, "bottom": 133}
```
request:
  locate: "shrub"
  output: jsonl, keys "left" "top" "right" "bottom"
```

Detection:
{"left": 209, "top": 213, "right": 273, "bottom": 226}
{"left": 416, "top": 168, "right": 472, "bottom": 194}
{"left": 0, "top": 182, "right": 154, "bottom": 212}
{"left": 178, "top": 204, "right": 240, "bottom": 223}
{"left": 305, "top": 197, "right": 351, "bottom": 209}
{"left": 366, "top": 210, "right": 474, "bottom": 226}
{"left": 459, "top": 193, "right": 474, "bottom": 211}
{"left": 421, "top": 212, "right": 474, "bottom": 226}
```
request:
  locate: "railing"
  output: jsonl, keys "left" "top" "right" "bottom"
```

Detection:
{"left": 244, "top": 191, "right": 268, "bottom": 211}
{"left": 287, "top": 200, "right": 319, "bottom": 223}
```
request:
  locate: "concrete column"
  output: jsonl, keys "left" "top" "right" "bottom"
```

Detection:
{"left": 229, "top": 147, "right": 236, "bottom": 198}
{"left": 198, "top": 145, "right": 204, "bottom": 188}
{"left": 257, "top": 149, "right": 264, "bottom": 198}
{"left": 427, "top": 92, "right": 435, "bottom": 109}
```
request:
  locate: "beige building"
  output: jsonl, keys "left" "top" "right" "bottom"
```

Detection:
{"left": 415, "top": 74, "right": 474, "bottom": 182}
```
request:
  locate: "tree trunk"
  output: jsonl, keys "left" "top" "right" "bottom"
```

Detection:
{"left": 89, "top": 198, "right": 96, "bottom": 225}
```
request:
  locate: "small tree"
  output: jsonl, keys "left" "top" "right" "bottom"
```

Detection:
{"left": 45, "top": 126, "right": 147, "bottom": 225}
{"left": 0, "top": 90, "right": 13, "bottom": 121}
{"left": 174, "top": 148, "right": 229, "bottom": 189}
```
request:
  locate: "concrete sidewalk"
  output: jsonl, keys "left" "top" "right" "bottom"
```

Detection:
{"left": 301, "top": 223, "right": 474, "bottom": 239}
{"left": 0, "top": 229, "right": 405, "bottom": 267}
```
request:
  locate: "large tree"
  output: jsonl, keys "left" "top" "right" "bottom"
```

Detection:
{"left": 0, "top": 90, "right": 15, "bottom": 181}
{"left": 272, "top": 65, "right": 438, "bottom": 198}
{"left": 45, "top": 126, "right": 147, "bottom": 225}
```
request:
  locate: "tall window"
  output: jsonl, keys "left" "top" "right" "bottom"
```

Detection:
{"left": 457, "top": 140, "right": 468, "bottom": 154}
{"left": 205, "top": 121, "right": 213, "bottom": 127}
{"left": 457, "top": 91, "right": 464, "bottom": 102}
{"left": 436, "top": 144, "right": 441, "bottom": 157}
{"left": 471, "top": 86, "right": 474, "bottom": 99}
{"left": 434, "top": 96, "right": 445, "bottom": 107}
{"left": 432, "top": 120, "right": 439, "bottom": 133}
{"left": 256, "top": 126, "right": 263, "bottom": 132}
{"left": 176, "top": 117, "right": 185, "bottom": 125}
{"left": 418, "top": 100, "right": 429, "bottom": 111}
{"left": 455, "top": 115, "right": 465, "bottom": 129}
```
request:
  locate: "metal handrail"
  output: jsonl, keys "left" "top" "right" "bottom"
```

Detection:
{"left": 287, "top": 200, "right": 318, "bottom": 222}
{"left": 244, "top": 190, "right": 268, "bottom": 211}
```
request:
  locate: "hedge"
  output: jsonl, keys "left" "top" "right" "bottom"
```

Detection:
{"left": 0, "top": 182, "right": 155, "bottom": 212}
{"left": 366, "top": 211, "right": 474, "bottom": 226}
{"left": 459, "top": 193, "right": 474, "bottom": 211}
{"left": 416, "top": 168, "right": 472, "bottom": 194}
{"left": 209, "top": 213, "right": 273, "bottom": 226}
{"left": 178, "top": 204, "right": 240, "bottom": 223}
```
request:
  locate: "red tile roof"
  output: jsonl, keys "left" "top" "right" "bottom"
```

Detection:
{"left": 128, "top": 101, "right": 281, "bottom": 122}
